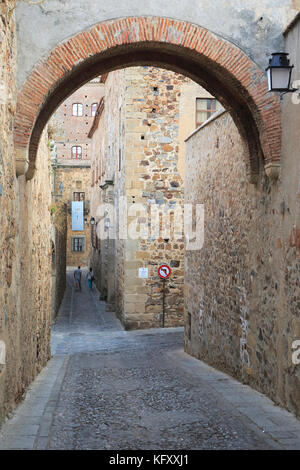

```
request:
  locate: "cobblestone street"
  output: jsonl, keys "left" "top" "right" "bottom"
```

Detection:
{"left": 0, "top": 270, "right": 300, "bottom": 450}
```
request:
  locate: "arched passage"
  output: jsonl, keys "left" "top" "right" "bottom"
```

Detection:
{"left": 14, "top": 17, "right": 281, "bottom": 182}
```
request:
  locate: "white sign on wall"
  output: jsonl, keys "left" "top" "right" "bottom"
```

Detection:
{"left": 139, "top": 268, "right": 149, "bottom": 279}
{"left": 72, "top": 201, "right": 84, "bottom": 231}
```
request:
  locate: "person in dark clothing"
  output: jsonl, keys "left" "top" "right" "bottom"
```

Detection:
{"left": 74, "top": 266, "right": 82, "bottom": 291}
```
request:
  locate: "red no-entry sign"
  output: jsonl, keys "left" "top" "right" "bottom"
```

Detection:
{"left": 158, "top": 265, "right": 171, "bottom": 279}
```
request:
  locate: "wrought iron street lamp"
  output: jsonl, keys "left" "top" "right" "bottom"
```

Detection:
{"left": 90, "top": 217, "right": 95, "bottom": 225}
{"left": 266, "top": 52, "right": 297, "bottom": 95}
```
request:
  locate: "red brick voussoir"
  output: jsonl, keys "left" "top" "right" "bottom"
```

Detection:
{"left": 14, "top": 16, "right": 281, "bottom": 182}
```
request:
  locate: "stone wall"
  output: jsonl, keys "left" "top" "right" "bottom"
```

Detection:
{"left": 90, "top": 70, "right": 126, "bottom": 310}
{"left": 122, "top": 66, "right": 188, "bottom": 329}
{"left": 278, "top": 17, "right": 300, "bottom": 416}
{"left": 0, "top": 1, "right": 19, "bottom": 421}
{"left": 18, "top": 128, "right": 52, "bottom": 379}
{"left": 90, "top": 67, "right": 201, "bottom": 329}
{"left": 9, "top": 126, "right": 52, "bottom": 420}
{"left": 0, "top": 3, "right": 52, "bottom": 422}
{"left": 50, "top": 203, "right": 67, "bottom": 322}
{"left": 185, "top": 103, "right": 300, "bottom": 416}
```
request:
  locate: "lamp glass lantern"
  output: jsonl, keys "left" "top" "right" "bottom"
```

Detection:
{"left": 266, "top": 52, "right": 294, "bottom": 92}
{"left": 90, "top": 217, "right": 95, "bottom": 226}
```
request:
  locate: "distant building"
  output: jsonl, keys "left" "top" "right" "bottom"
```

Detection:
{"left": 50, "top": 79, "right": 104, "bottom": 267}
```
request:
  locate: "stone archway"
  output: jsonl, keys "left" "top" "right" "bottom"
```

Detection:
{"left": 14, "top": 16, "right": 281, "bottom": 182}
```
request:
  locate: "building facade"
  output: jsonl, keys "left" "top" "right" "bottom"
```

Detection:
{"left": 89, "top": 66, "right": 219, "bottom": 329}
{"left": 50, "top": 80, "right": 104, "bottom": 267}
{"left": 184, "top": 14, "right": 300, "bottom": 417}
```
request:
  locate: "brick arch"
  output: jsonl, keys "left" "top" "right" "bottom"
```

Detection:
{"left": 14, "top": 17, "right": 281, "bottom": 182}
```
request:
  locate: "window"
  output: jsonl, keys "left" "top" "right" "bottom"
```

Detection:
{"left": 91, "top": 103, "right": 98, "bottom": 117}
{"left": 71, "top": 146, "right": 82, "bottom": 159}
{"left": 196, "top": 98, "right": 221, "bottom": 127}
{"left": 73, "top": 192, "right": 85, "bottom": 201}
{"left": 71, "top": 237, "right": 85, "bottom": 252}
{"left": 72, "top": 103, "right": 83, "bottom": 116}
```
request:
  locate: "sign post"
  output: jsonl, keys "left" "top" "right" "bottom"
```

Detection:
{"left": 158, "top": 265, "right": 171, "bottom": 328}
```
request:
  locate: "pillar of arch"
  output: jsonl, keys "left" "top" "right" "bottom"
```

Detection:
{"left": 14, "top": 17, "right": 281, "bottom": 182}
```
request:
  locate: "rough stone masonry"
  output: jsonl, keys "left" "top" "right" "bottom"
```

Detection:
{"left": 185, "top": 93, "right": 300, "bottom": 417}
{"left": 0, "top": 0, "right": 299, "bottom": 424}
{"left": 0, "top": 1, "right": 53, "bottom": 423}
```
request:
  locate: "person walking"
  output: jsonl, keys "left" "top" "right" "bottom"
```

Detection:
{"left": 74, "top": 266, "right": 82, "bottom": 291}
{"left": 86, "top": 267, "right": 95, "bottom": 291}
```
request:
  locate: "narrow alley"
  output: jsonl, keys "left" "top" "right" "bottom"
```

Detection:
{"left": 0, "top": 270, "right": 299, "bottom": 450}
